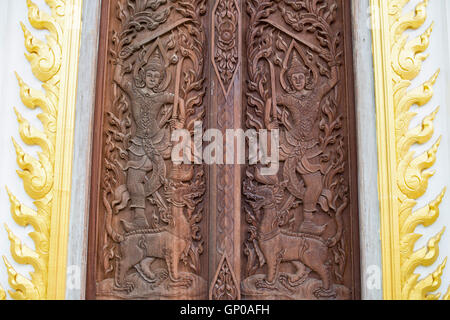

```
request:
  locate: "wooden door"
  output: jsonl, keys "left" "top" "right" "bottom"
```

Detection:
{"left": 87, "top": 0, "right": 360, "bottom": 300}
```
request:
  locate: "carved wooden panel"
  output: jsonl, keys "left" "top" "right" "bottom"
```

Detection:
{"left": 87, "top": 0, "right": 209, "bottom": 300}
{"left": 241, "top": 0, "right": 360, "bottom": 300}
{"left": 87, "top": 0, "right": 360, "bottom": 300}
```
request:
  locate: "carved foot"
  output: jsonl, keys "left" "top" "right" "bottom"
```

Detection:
{"left": 279, "top": 271, "right": 309, "bottom": 288}
{"left": 158, "top": 269, "right": 169, "bottom": 280}
{"left": 313, "top": 287, "right": 337, "bottom": 299}
{"left": 149, "top": 270, "right": 169, "bottom": 290}
{"left": 114, "top": 281, "right": 135, "bottom": 294}
{"left": 255, "top": 279, "right": 278, "bottom": 291}
{"left": 167, "top": 275, "right": 193, "bottom": 289}
{"left": 135, "top": 264, "right": 157, "bottom": 284}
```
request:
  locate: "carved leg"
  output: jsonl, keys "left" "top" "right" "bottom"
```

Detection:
{"left": 135, "top": 257, "right": 157, "bottom": 282}
{"left": 301, "top": 242, "right": 336, "bottom": 299}
{"left": 289, "top": 261, "right": 310, "bottom": 285}
{"left": 170, "top": 250, "right": 180, "bottom": 281}
{"left": 298, "top": 173, "right": 327, "bottom": 235}
{"left": 165, "top": 245, "right": 192, "bottom": 289}
{"left": 312, "top": 262, "right": 336, "bottom": 299}
{"left": 266, "top": 252, "right": 278, "bottom": 285}
{"left": 301, "top": 172, "right": 323, "bottom": 212}
{"left": 114, "top": 258, "right": 135, "bottom": 293}
{"left": 256, "top": 247, "right": 282, "bottom": 290}
{"left": 124, "top": 166, "right": 150, "bottom": 231}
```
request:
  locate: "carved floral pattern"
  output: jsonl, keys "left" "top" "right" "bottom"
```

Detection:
{"left": 213, "top": 0, "right": 240, "bottom": 96}
{"left": 210, "top": 254, "right": 239, "bottom": 300}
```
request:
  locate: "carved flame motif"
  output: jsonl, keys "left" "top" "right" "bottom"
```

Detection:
{"left": 95, "top": 0, "right": 208, "bottom": 299}
{"left": 2, "top": 0, "right": 65, "bottom": 300}
{"left": 242, "top": 0, "right": 354, "bottom": 300}
{"left": 212, "top": 0, "right": 240, "bottom": 97}
{"left": 373, "top": 0, "right": 450, "bottom": 300}
{"left": 0, "top": 286, "right": 5, "bottom": 300}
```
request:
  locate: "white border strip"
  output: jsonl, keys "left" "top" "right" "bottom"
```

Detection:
{"left": 351, "top": 0, "right": 383, "bottom": 300}
{"left": 65, "top": 0, "right": 102, "bottom": 300}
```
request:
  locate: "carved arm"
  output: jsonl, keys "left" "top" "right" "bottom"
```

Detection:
{"left": 264, "top": 98, "right": 279, "bottom": 130}
{"left": 172, "top": 97, "right": 186, "bottom": 129}
{"left": 162, "top": 94, "right": 186, "bottom": 130}
{"left": 113, "top": 61, "right": 132, "bottom": 94}
{"left": 318, "top": 63, "right": 339, "bottom": 98}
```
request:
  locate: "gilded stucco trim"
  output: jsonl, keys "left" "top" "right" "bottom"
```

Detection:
{"left": 0, "top": 286, "right": 5, "bottom": 300}
{"left": 2, "top": 0, "right": 82, "bottom": 300}
{"left": 371, "top": 0, "right": 450, "bottom": 300}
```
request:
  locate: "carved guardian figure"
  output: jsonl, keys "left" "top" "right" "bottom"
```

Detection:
{"left": 114, "top": 46, "right": 186, "bottom": 231}
{"left": 94, "top": 0, "right": 207, "bottom": 299}
{"left": 242, "top": 0, "right": 354, "bottom": 300}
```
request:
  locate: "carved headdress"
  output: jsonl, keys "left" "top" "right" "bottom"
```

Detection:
{"left": 287, "top": 50, "right": 309, "bottom": 76}
{"left": 287, "top": 49, "right": 314, "bottom": 90}
{"left": 145, "top": 49, "right": 165, "bottom": 72}
{"left": 281, "top": 41, "right": 318, "bottom": 92}
{"left": 134, "top": 40, "right": 172, "bottom": 91}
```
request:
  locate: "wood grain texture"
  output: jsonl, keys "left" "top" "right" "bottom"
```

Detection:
{"left": 87, "top": 0, "right": 360, "bottom": 300}
{"left": 87, "top": 0, "right": 208, "bottom": 300}
{"left": 240, "top": 0, "right": 360, "bottom": 300}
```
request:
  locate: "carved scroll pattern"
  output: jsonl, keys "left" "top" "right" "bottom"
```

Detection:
{"left": 211, "top": 73, "right": 238, "bottom": 300}
{"left": 209, "top": 0, "right": 241, "bottom": 300}
{"left": 216, "top": 132, "right": 235, "bottom": 261}
{"left": 242, "top": 0, "right": 353, "bottom": 300}
{"left": 95, "top": 0, "right": 208, "bottom": 299}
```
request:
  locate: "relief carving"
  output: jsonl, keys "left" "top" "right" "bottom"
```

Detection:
{"left": 96, "top": 0, "right": 207, "bottom": 299}
{"left": 210, "top": 254, "right": 240, "bottom": 300}
{"left": 89, "top": 0, "right": 359, "bottom": 300}
{"left": 242, "top": 0, "right": 352, "bottom": 300}
{"left": 212, "top": 0, "right": 240, "bottom": 97}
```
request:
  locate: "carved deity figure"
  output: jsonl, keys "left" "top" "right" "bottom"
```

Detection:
{"left": 114, "top": 48, "right": 186, "bottom": 232}
{"left": 265, "top": 47, "right": 338, "bottom": 236}
{"left": 242, "top": 0, "right": 354, "bottom": 301}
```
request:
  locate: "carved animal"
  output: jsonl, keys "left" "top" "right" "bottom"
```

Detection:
{"left": 115, "top": 225, "right": 192, "bottom": 292}
{"left": 257, "top": 219, "right": 335, "bottom": 299}
{"left": 114, "top": 179, "right": 204, "bottom": 292}
{"left": 243, "top": 177, "right": 336, "bottom": 299}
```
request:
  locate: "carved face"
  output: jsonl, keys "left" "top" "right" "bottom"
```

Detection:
{"left": 145, "top": 69, "right": 162, "bottom": 89}
{"left": 290, "top": 72, "right": 306, "bottom": 91}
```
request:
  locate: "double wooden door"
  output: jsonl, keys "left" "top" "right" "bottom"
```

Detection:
{"left": 87, "top": 0, "right": 360, "bottom": 300}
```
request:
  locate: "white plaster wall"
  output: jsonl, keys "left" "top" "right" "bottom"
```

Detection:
{"left": 65, "top": 0, "right": 101, "bottom": 300}
{"left": 401, "top": 0, "right": 450, "bottom": 298}
{"left": 352, "top": 0, "right": 383, "bottom": 300}
{"left": 0, "top": 0, "right": 52, "bottom": 298}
